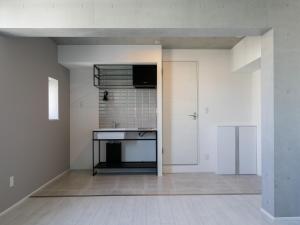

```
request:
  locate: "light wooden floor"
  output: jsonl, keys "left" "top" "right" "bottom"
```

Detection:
{"left": 0, "top": 195, "right": 272, "bottom": 225}
{"left": 32, "top": 170, "right": 261, "bottom": 197}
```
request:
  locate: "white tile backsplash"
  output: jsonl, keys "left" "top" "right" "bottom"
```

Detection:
{"left": 99, "top": 89, "right": 157, "bottom": 128}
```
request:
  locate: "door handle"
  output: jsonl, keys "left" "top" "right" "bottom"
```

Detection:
{"left": 188, "top": 112, "right": 198, "bottom": 120}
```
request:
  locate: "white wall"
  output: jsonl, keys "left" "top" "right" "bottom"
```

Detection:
{"left": 252, "top": 70, "right": 262, "bottom": 176}
{"left": 70, "top": 67, "right": 98, "bottom": 169}
{"left": 61, "top": 45, "right": 163, "bottom": 174}
{"left": 58, "top": 45, "right": 162, "bottom": 67}
{"left": 231, "top": 37, "right": 262, "bottom": 176}
{"left": 163, "top": 49, "right": 256, "bottom": 173}
{"left": 231, "top": 36, "right": 261, "bottom": 73}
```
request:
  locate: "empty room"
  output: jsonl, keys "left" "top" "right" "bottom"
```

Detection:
{"left": 0, "top": 1, "right": 299, "bottom": 225}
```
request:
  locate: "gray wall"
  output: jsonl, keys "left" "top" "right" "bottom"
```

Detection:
{"left": 0, "top": 36, "right": 70, "bottom": 213}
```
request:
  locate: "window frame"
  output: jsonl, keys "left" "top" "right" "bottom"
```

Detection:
{"left": 48, "top": 77, "right": 59, "bottom": 121}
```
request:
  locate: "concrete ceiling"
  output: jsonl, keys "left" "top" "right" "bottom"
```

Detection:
{"left": 0, "top": 28, "right": 263, "bottom": 37}
{"left": 52, "top": 37, "right": 242, "bottom": 49}
{"left": 0, "top": 28, "right": 246, "bottom": 49}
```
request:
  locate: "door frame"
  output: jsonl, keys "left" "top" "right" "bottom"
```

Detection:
{"left": 162, "top": 60, "right": 199, "bottom": 166}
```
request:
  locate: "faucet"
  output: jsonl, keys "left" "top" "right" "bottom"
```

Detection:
{"left": 112, "top": 121, "right": 119, "bottom": 128}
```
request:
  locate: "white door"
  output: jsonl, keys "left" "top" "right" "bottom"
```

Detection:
{"left": 163, "top": 61, "right": 198, "bottom": 165}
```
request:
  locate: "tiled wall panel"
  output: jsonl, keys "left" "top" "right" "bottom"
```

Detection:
{"left": 99, "top": 89, "right": 157, "bottom": 128}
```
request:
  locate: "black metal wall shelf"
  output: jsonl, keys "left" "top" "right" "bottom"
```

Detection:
{"left": 94, "top": 64, "right": 134, "bottom": 89}
{"left": 95, "top": 162, "right": 157, "bottom": 169}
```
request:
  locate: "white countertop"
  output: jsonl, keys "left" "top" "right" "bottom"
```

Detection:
{"left": 217, "top": 122, "right": 257, "bottom": 127}
{"left": 93, "top": 128, "right": 157, "bottom": 132}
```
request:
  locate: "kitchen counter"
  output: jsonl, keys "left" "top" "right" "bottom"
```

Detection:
{"left": 93, "top": 128, "right": 157, "bottom": 132}
{"left": 217, "top": 122, "right": 257, "bottom": 127}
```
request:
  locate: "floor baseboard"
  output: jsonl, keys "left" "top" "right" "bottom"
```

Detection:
{"left": 0, "top": 170, "right": 69, "bottom": 217}
{"left": 261, "top": 208, "right": 300, "bottom": 224}
{"left": 261, "top": 208, "right": 275, "bottom": 223}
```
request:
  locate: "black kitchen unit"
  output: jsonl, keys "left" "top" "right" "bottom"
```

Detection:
{"left": 93, "top": 64, "right": 157, "bottom": 89}
{"left": 92, "top": 129, "right": 158, "bottom": 175}
{"left": 92, "top": 64, "right": 157, "bottom": 175}
{"left": 132, "top": 65, "right": 157, "bottom": 88}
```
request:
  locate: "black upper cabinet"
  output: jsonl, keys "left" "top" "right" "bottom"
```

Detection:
{"left": 132, "top": 65, "right": 157, "bottom": 88}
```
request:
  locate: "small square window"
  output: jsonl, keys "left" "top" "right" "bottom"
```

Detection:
{"left": 48, "top": 77, "right": 59, "bottom": 120}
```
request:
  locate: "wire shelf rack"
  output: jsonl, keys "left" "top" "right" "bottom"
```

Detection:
{"left": 94, "top": 64, "right": 134, "bottom": 89}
